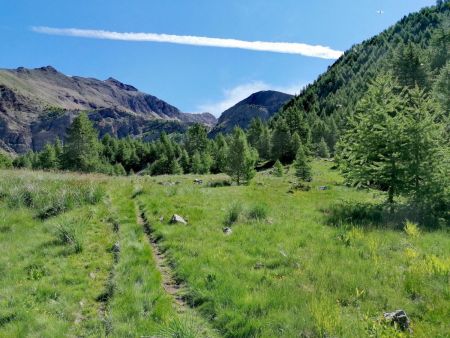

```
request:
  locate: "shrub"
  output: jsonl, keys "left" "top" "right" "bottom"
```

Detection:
{"left": 207, "top": 180, "right": 232, "bottom": 188}
{"left": 224, "top": 203, "right": 242, "bottom": 226}
{"left": 247, "top": 204, "right": 269, "bottom": 221}
{"left": 404, "top": 221, "right": 420, "bottom": 238}
{"left": 55, "top": 222, "right": 83, "bottom": 253}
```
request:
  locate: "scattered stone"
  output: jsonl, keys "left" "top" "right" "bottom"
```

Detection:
{"left": 111, "top": 241, "right": 120, "bottom": 253}
{"left": 170, "top": 214, "right": 187, "bottom": 225}
{"left": 223, "top": 227, "right": 232, "bottom": 235}
{"left": 159, "top": 216, "right": 164, "bottom": 222}
{"left": 319, "top": 186, "right": 329, "bottom": 191}
{"left": 159, "top": 181, "right": 176, "bottom": 186}
{"left": 193, "top": 179, "right": 203, "bottom": 184}
{"left": 254, "top": 262, "right": 264, "bottom": 269}
{"left": 89, "top": 272, "right": 96, "bottom": 279}
{"left": 383, "top": 310, "right": 411, "bottom": 331}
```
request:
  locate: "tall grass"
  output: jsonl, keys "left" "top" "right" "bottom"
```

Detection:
{"left": 0, "top": 171, "right": 105, "bottom": 218}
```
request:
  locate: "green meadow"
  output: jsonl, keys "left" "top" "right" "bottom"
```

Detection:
{"left": 1, "top": 161, "right": 449, "bottom": 337}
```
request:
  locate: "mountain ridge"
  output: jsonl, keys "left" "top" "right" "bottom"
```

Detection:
{"left": 209, "top": 90, "right": 293, "bottom": 137}
{"left": 0, "top": 66, "right": 216, "bottom": 153}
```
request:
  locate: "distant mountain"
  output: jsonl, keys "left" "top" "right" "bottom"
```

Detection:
{"left": 209, "top": 90, "right": 293, "bottom": 137}
{"left": 0, "top": 66, "right": 216, "bottom": 153}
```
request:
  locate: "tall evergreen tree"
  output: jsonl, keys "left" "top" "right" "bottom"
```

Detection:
{"left": 63, "top": 113, "right": 101, "bottom": 172}
{"left": 226, "top": 127, "right": 258, "bottom": 185}
{"left": 317, "top": 137, "right": 330, "bottom": 158}
{"left": 39, "top": 143, "right": 58, "bottom": 169}
{"left": 393, "top": 43, "right": 428, "bottom": 89}
{"left": 294, "top": 144, "right": 312, "bottom": 181}
{"left": 185, "top": 124, "right": 209, "bottom": 156}
{"left": 337, "top": 76, "right": 409, "bottom": 204}
{"left": 271, "top": 118, "right": 291, "bottom": 163}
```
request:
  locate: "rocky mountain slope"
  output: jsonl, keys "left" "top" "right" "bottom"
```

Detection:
{"left": 209, "top": 90, "right": 292, "bottom": 137}
{"left": 0, "top": 66, "right": 216, "bottom": 153}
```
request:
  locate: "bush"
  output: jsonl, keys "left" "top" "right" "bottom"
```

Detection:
{"left": 207, "top": 180, "right": 232, "bottom": 188}
{"left": 55, "top": 222, "right": 83, "bottom": 253}
{"left": 224, "top": 203, "right": 242, "bottom": 226}
{"left": 247, "top": 204, "right": 269, "bottom": 221}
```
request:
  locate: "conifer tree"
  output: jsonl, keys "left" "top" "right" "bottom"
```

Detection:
{"left": 191, "top": 151, "right": 203, "bottom": 174}
{"left": 213, "top": 134, "right": 229, "bottom": 173}
{"left": 226, "top": 127, "right": 258, "bottom": 185}
{"left": 258, "top": 124, "right": 272, "bottom": 160}
{"left": 317, "top": 137, "right": 330, "bottom": 158}
{"left": 290, "top": 132, "right": 302, "bottom": 160}
{"left": 247, "top": 117, "right": 264, "bottom": 148}
{"left": 337, "top": 75, "right": 409, "bottom": 204}
{"left": 185, "top": 124, "right": 209, "bottom": 155}
{"left": 63, "top": 113, "right": 101, "bottom": 172}
{"left": 294, "top": 144, "right": 312, "bottom": 181}
{"left": 273, "top": 160, "right": 284, "bottom": 177}
{"left": 39, "top": 143, "right": 58, "bottom": 169}
{"left": 179, "top": 148, "right": 191, "bottom": 173}
{"left": 393, "top": 43, "right": 428, "bottom": 89}
{"left": 271, "top": 118, "right": 291, "bottom": 163}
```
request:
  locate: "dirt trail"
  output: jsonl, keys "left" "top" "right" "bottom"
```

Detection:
{"left": 136, "top": 203, "right": 187, "bottom": 312}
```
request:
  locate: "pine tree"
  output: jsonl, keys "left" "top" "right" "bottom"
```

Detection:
{"left": 258, "top": 124, "right": 271, "bottom": 160}
{"left": 185, "top": 124, "right": 209, "bottom": 156}
{"left": 393, "top": 43, "right": 428, "bottom": 89}
{"left": 191, "top": 151, "right": 203, "bottom": 174}
{"left": 273, "top": 160, "right": 284, "bottom": 177}
{"left": 317, "top": 137, "right": 330, "bottom": 158}
{"left": 337, "top": 76, "right": 408, "bottom": 204}
{"left": 271, "top": 118, "right": 291, "bottom": 163}
{"left": 213, "top": 134, "right": 229, "bottom": 173}
{"left": 39, "top": 143, "right": 58, "bottom": 169}
{"left": 179, "top": 148, "right": 191, "bottom": 173}
{"left": 402, "top": 86, "right": 446, "bottom": 203}
{"left": 247, "top": 117, "right": 264, "bottom": 148}
{"left": 290, "top": 132, "right": 302, "bottom": 160}
{"left": 294, "top": 144, "right": 312, "bottom": 181}
{"left": 63, "top": 113, "right": 101, "bottom": 172}
{"left": 54, "top": 137, "right": 63, "bottom": 169}
{"left": 226, "top": 127, "right": 258, "bottom": 185}
{"left": 0, "top": 152, "right": 12, "bottom": 169}
{"left": 114, "top": 163, "right": 127, "bottom": 176}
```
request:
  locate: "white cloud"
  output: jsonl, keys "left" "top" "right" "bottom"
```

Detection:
{"left": 32, "top": 26, "right": 343, "bottom": 60}
{"left": 197, "top": 81, "right": 305, "bottom": 116}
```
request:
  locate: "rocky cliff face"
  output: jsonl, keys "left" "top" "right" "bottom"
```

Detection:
{"left": 0, "top": 66, "right": 216, "bottom": 153}
{"left": 209, "top": 90, "right": 293, "bottom": 137}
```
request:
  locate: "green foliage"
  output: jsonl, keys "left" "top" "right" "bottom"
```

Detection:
{"left": 271, "top": 118, "right": 292, "bottom": 162}
{"left": 225, "top": 127, "right": 258, "bottom": 185}
{"left": 273, "top": 160, "right": 284, "bottom": 177}
{"left": 317, "top": 137, "right": 331, "bottom": 158}
{"left": 63, "top": 113, "right": 101, "bottom": 172}
{"left": 0, "top": 152, "right": 12, "bottom": 169}
{"left": 294, "top": 143, "right": 312, "bottom": 181}
{"left": 185, "top": 123, "right": 209, "bottom": 156}
{"left": 224, "top": 203, "right": 242, "bottom": 225}
{"left": 337, "top": 75, "right": 448, "bottom": 211}
{"left": 247, "top": 203, "right": 269, "bottom": 221}
{"left": 392, "top": 43, "right": 429, "bottom": 89}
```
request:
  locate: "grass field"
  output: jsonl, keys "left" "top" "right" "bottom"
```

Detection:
{"left": 0, "top": 161, "right": 449, "bottom": 337}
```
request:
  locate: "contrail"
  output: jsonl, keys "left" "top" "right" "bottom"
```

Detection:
{"left": 32, "top": 26, "right": 343, "bottom": 60}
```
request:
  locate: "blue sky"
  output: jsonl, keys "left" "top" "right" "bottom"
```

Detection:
{"left": 0, "top": 0, "right": 435, "bottom": 116}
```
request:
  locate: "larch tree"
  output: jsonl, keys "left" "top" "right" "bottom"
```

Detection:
{"left": 226, "top": 127, "right": 258, "bottom": 185}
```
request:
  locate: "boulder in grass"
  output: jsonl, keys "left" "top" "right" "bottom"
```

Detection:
{"left": 193, "top": 179, "right": 203, "bottom": 184}
{"left": 383, "top": 310, "right": 410, "bottom": 331}
{"left": 170, "top": 214, "right": 187, "bottom": 225}
{"left": 223, "top": 227, "right": 232, "bottom": 235}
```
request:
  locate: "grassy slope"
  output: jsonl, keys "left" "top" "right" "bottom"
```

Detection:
{"left": 137, "top": 161, "right": 450, "bottom": 337}
{"left": 0, "top": 163, "right": 449, "bottom": 337}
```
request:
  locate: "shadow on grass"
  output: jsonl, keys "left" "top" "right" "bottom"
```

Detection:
{"left": 323, "top": 201, "right": 445, "bottom": 230}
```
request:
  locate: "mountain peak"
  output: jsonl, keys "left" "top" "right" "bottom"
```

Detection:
{"left": 105, "top": 77, "right": 138, "bottom": 91}
{"left": 35, "top": 65, "right": 58, "bottom": 73}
